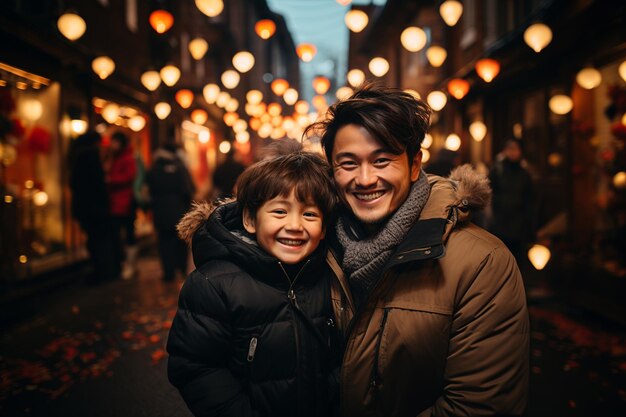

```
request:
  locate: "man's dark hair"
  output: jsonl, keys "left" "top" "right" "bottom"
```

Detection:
{"left": 236, "top": 151, "right": 336, "bottom": 224}
{"left": 305, "top": 83, "right": 432, "bottom": 164}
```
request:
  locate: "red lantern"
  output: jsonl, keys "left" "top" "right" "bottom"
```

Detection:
{"left": 475, "top": 58, "right": 500, "bottom": 83}
{"left": 149, "top": 10, "right": 174, "bottom": 34}
{"left": 312, "top": 76, "right": 331, "bottom": 95}
{"left": 255, "top": 19, "right": 276, "bottom": 40}
{"left": 175, "top": 89, "right": 194, "bottom": 109}
{"left": 296, "top": 44, "right": 317, "bottom": 62}
{"left": 447, "top": 78, "right": 470, "bottom": 99}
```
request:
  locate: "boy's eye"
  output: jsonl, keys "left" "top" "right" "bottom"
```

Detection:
{"left": 303, "top": 211, "right": 320, "bottom": 218}
{"left": 271, "top": 209, "right": 287, "bottom": 215}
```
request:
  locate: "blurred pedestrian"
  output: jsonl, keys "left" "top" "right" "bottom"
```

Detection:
{"left": 146, "top": 141, "right": 195, "bottom": 281}
{"left": 212, "top": 149, "right": 245, "bottom": 199}
{"left": 425, "top": 148, "right": 460, "bottom": 177}
{"left": 68, "top": 130, "right": 118, "bottom": 282}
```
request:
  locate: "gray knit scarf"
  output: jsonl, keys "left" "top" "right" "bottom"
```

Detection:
{"left": 336, "top": 170, "right": 431, "bottom": 301}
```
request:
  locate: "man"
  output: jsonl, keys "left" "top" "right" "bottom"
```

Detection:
{"left": 307, "top": 85, "right": 529, "bottom": 417}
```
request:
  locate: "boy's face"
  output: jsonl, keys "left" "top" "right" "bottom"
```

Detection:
{"left": 243, "top": 190, "right": 325, "bottom": 264}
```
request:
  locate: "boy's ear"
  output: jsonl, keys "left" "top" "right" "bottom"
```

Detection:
{"left": 242, "top": 209, "right": 256, "bottom": 234}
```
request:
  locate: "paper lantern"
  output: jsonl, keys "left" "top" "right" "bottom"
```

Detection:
{"left": 203, "top": 83, "right": 220, "bottom": 103}
{"left": 444, "top": 134, "right": 461, "bottom": 151}
{"left": 149, "top": 10, "right": 174, "bottom": 34}
{"left": 549, "top": 95, "right": 573, "bottom": 115}
{"left": 336, "top": 86, "right": 354, "bottom": 100}
{"left": 369, "top": 57, "right": 389, "bottom": 77}
{"left": 312, "top": 76, "right": 331, "bottom": 95}
{"left": 128, "top": 115, "right": 146, "bottom": 132}
{"left": 141, "top": 70, "right": 161, "bottom": 91}
{"left": 18, "top": 99, "right": 43, "bottom": 121}
{"left": 195, "top": 0, "right": 224, "bottom": 17}
{"left": 267, "top": 103, "right": 282, "bottom": 117}
{"left": 235, "top": 131, "right": 250, "bottom": 144}
{"left": 345, "top": 10, "right": 368, "bottom": 33}
{"left": 223, "top": 112, "right": 239, "bottom": 126}
{"left": 524, "top": 23, "right": 552, "bottom": 53}
{"left": 255, "top": 19, "right": 276, "bottom": 39}
{"left": 296, "top": 44, "right": 317, "bottom": 62}
{"left": 447, "top": 78, "right": 470, "bottom": 99}
{"left": 191, "top": 109, "right": 208, "bottom": 125}
{"left": 422, "top": 133, "right": 433, "bottom": 149}
{"left": 528, "top": 244, "right": 551, "bottom": 270}
{"left": 225, "top": 98, "right": 239, "bottom": 112}
{"left": 247, "top": 90, "right": 263, "bottom": 105}
{"left": 469, "top": 121, "right": 487, "bottom": 142}
{"left": 91, "top": 56, "right": 115, "bottom": 80}
{"left": 154, "top": 102, "right": 171, "bottom": 120}
{"left": 221, "top": 70, "right": 240, "bottom": 89}
{"left": 347, "top": 69, "right": 365, "bottom": 87}
{"left": 576, "top": 68, "right": 602, "bottom": 90}
{"left": 400, "top": 27, "right": 427, "bottom": 52}
{"left": 175, "top": 89, "right": 194, "bottom": 109}
{"left": 283, "top": 88, "right": 299, "bottom": 105}
{"left": 219, "top": 140, "right": 231, "bottom": 154}
{"left": 439, "top": 0, "right": 463, "bottom": 26}
{"left": 102, "top": 103, "right": 120, "bottom": 124}
{"left": 426, "top": 46, "right": 447, "bottom": 67}
{"left": 475, "top": 58, "right": 500, "bottom": 83}
{"left": 189, "top": 38, "right": 209, "bottom": 60}
{"left": 233, "top": 119, "right": 247, "bottom": 133}
{"left": 57, "top": 12, "right": 86, "bottom": 41}
{"left": 427, "top": 91, "right": 447, "bottom": 111}
{"left": 160, "top": 65, "right": 181, "bottom": 87}
{"left": 271, "top": 79, "right": 289, "bottom": 96}
{"left": 295, "top": 100, "right": 310, "bottom": 115}
{"left": 232, "top": 51, "right": 255, "bottom": 73}
{"left": 216, "top": 92, "right": 231, "bottom": 108}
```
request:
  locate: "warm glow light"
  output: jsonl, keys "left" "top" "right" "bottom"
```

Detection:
{"left": 524, "top": 23, "right": 552, "bottom": 53}
{"left": 154, "top": 102, "right": 171, "bottom": 120}
{"left": 312, "top": 76, "right": 331, "bottom": 95}
{"left": 400, "top": 27, "right": 427, "bottom": 52}
{"left": 71, "top": 119, "right": 88, "bottom": 135}
{"left": 283, "top": 88, "right": 299, "bottom": 105}
{"left": 549, "top": 94, "right": 573, "bottom": 115}
{"left": 255, "top": 19, "right": 276, "bottom": 39}
{"left": 216, "top": 91, "right": 230, "bottom": 108}
{"left": 345, "top": 10, "right": 368, "bottom": 33}
{"left": 439, "top": 0, "right": 463, "bottom": 26}
{"left": 576, "top": 67, "right": 602, "bottom": 89}
{"left": 191, "top": 109, "right": 208, "bottom": 125}
{"left": 128, "top": 115, "right": 146, "bottom": 132}
{"left": 219, "top": 141, "right": 231, "bottom": 154}
{"left": 422, "top": 133, "right": 433, "bottom": 149}
{"left": 175, "top": 89, "right": 194, "bottom": 109}
{"left": 445, "top": 134, "right": 461, "bottom": 151}
{"left": 336, "top": 0, "right": 352, "bottom": 5}
{"left": 469, "top": 121, "right": 487, "bottom": 142}
{"left": 427, "top": 91, "right": 447, "bottom": 111}
{"left": 271, "top": 79, "right": 289, "bottom": 96}
{"left": 221, "top": 70, "right": 240, "bottom": 89}
{"left": 613, "top": 172, "right": 626, "bottom": 189}
{"left": 102, "top": 103, "right": 120, "bottom": 124}
{"left": 141, "top": 70, "right": 161, "bottom": 91}
{"left": 336, "top": 86, "right": 354, "bottom": 100}
{"left": 235, "top": 131, "right": 250, "bottom": 144}
{"left": 189, "top": 38, "right": 209, "bottom": 60}
{"left": 225, "top": 98, "right": 239, "bottom": 112}
{"left": 421, "top": 149, "right": 430, "bottom": 163}
{"left": 296, "top": 43, "right": 317, "bottom": 62}
{"left": 528, "top": 244, "right": 551, "bottom": 270}
{"left": 404, "top": 89, "right": 421, "bottom": 99}
{"left": 198, "top": 129, "right": 211, "bottom": 144}
{"left": 295, "top": 100, "right": 310, "bottom": 115}
{"left": 619, "top": 61, "right": 626, "bottom": 82}
{"left": 475, "top": 58, "right": 500, "bottom": 83}
{"left": 312, "top": 95, "right": 327, "bottom": 111}
{"left": 426, "top": 46, "right": 447, "bottom": 67}
{"left": 268, "top": 103, "right": 282, "bottom": 117}
{"left": 232, "top": 51, "right": 255, "bottom": 73}
{"left": 195, "top": 0, "right": 224, "bottom": 17}
{"left": 92, "top": 56, "right": 115, "bottom": 80}
{"left": 347, "top": 69, "right": 365, "bottom": 87}
{"left": 245, "top": 90, "right": 262, "bottom": 105}
{"left": 149, "top": 10, "right": 174, "bottom": 34}
{"left": 203, "top": 83, "right": 220, "bottom": 104}
{"left": 160, "top": 65, "right": 181, "bottom": 87}
{"left": 369, "top": 57, "right": 389, "bottom": 77}
{"left": 19, "top": 99, "right": 43, "bottom": 121}
{"left": 57, "top": 12, "right": 86, "bottom": 41}
{"left": 233, "top": 119, "right": 247, "bottom": 133}
{"left": 223, "top": 112, "right": 239, "bottom": 126}
{"left": 447, "top": 78, "right": 470, "bottom": 99}
{"left": 258, "top": 123, "right": 273, "bottom": 138}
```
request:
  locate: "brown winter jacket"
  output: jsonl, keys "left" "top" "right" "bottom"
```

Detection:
{"left": 328, "top": 165, "right": 530, "bottom": 417}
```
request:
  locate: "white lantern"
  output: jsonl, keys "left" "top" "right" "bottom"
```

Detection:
{"left": 549, "top": 95, "right": 573, "bottom": 115}
{"left": 422, "top": 133, "right": 433, "bottom": 149}
{"left": 469, "top": 121, "right": 487, "bottom": 142}
{"left": 70, "top": 119, "right": 88, "bottom": 135}
{"left": 141, "top": 71, "right": 162, "bottom": 91}
{"left": 427, "top": 91, "right": 447, "bottom": 111}
{"left": 57, "top": 12, "right": 86, "bottom": 41}
{"left": 92, "top": 56, "right": 115, "bottom": 80}
{"left": 154, "top": 102, "right": 171, "bottom": 120}
{"left": 345, "top": 10, "right": 368, "bottom": 33}
{"left": 400, "top": 27, "right": 427, "bottom": 52}
{"left": 246, "top": 90, "right": 263, "bottom": 105}
{"left": 439, "top": 0, "right": 463, "bottom": 26}
{"left": 203, "top": 83, "right": 220, "bottom": 104}
{"left": 225, "top": 98, "right": 239, "bottom": 112}
{"left": 524, "top": 23, "right": 552, "bottom": 53}
{"left": 232, "top": 51, "right": 255, "bottom": 73}
{"left": 128, "top": 115, "right": 146, "bottom": 132}
{"left": 221, "top": 70, "right": 240, "bottom": 89}
{"left": 426, "top": 46, "right": 447, "bottom": 67}
{"left": 219, "top": 140, "right": 231, "bottom": 154}
{"left": 189, "top": 38, "right": 209, "bottom": 60}
{"left": 445, "top": 134, "right": 461, "bottom": 151}
{"left": 101, "top": 103, "right": 120, "bottom": 124}
{"left": 195, "top": 0, "right": 224, "bottom": 17}
{"left": 368, "top": 57, "right": 389, "bottom": 77}
{"left": 160, "top": 65, "right": 181, "bottom": 87}
{"left": 576, "top": 68, "right": 602, "bottom": 90}
{"left": 199, "top": 130, "right": 211, "bottom": 144}
{"left": 528, "top": 244, "right": 551, "bottom": 270}
{"left": 235, "top": 131, "right": 250, "bottom": 144}
{"left": 347, "top": 69, "right": 365, "bottom": 87}
{"left": 283, "top": 88, "right": 299, "bottom": 105}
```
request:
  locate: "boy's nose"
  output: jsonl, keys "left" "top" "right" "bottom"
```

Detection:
{"left": 285, "top": 213, "right": 304, "bottom": 231}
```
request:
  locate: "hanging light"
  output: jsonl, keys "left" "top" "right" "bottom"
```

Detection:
{"left": 57, "top": 12, "right": 86, "bottom": 41}
{"left": 70, "top": 119, "right": 88, "bottom": 135}
{"left": 576, "top": 67, "right": 602, "bottom": 89}
{"left": 141, "top": 70, "right": 161, "bottom": 91}
{"left": 404, "top": 89, "right": 421, "bottom": 99}
{"left": 101, "top": 103, "right": 120, "bottom": 124}
{"left": 447, "top": 78, "right": 470, "bottom": 99}
{"left": 232, "top": 51, "right": 255, "bottom": 73}
{"left": 613, "top": 172, "right": 626, "bottom": 189}
{"left": 149, "top": 10, "right": 174, "bottom": 34}
{"left": 426, "top": 46, "right": 447, "bottom": 67}
{"left": 235, "top": 131, "right": 250, "bottom": 144}
{"left": 469, "top": 121, "right": 487, "bottom": 142}
{"left": 225, "top": 98, "right": 239, "bottom": 112}
{"left": 219, "top": 140, "right": 231, "bottom": 154}
{"left": 191, "top": 109, "right": 208, "bottom": 125}
{"left": 619, "top": 61, "right": 626, "bottom": 82}
{"left": 268, "top": 103, "right": 282, "bottom": 117}
{"left": 445, "top": 134, "right": 461, "bottom": 151}
{"left": 255, "top": 19, "right": 276, "bottom": 39}
{"left": 198, "top": 129, "right": 211, "bottom": 144}
{"left": 312, "top": 95, "right": 328, "bottom": 111}
{"left": 549, "top": 95, "right": 573, "bottom": 115}
{"left": 91, "top": 56, "right": 115, "bottom": 80}
{"left": 160, "top": 65, "right": 181, "bottom": 87}
{"left": 223, "top": 112, "right": 239, "bottom": 126}
{"left": 475, "top": 58, "right": 500, "bottom": 83}
{"left": 524, "top": 23, "right": 552, "bottom": 53}
{"left": 422, "top": 133, "right": 433, "bottom": 149}
{"left": 33, "top": 191, "right": 49, "bottom": 207}
{"left": 246, "top": 90, "right": 263, "bottom": 105}
{"left": 233, "top": 119, "right": 247, "bottom": 133}
{"left": 221, "top": 70, "right": 240, "bottom": 89}
{"left": 400, "top": 27, "right": 427, "bottom": 52}
{"left": 296, "top": 43, "right": 317, "bottom": 62}
{"left": 312, "top": 76, "right": 331, "bottom": 95}
{"left": 18, "top": 99, "right": 43, "bottom": 121}
{"left": 528, "top": 244, "right": 551, "bottom": 270}
{"left": 189, "top": 38, "right": 209, "bottom": 60}
{"left": 369, "top": 57, "right": 389, "bottom": 77}
{"left": 345, "top": 10, "right": 368, "bottom": 33}
{"left": 249, "top": 117, "right": 261, "bottom": 131}
{"left": 195, "top": 0, "right": 224, "bottom": 17}
{"left": 283, "top": 88, "right": 299, "bottom": 105}
{"left": 439, "top": 0, "right": 463, "bottom": 26}
{"left": 295, "top": 100, "right": 310, "bottom": 115}
{"left": 203, "top": 83, "right": 220, "bottom": 103}
{"left": 336, "top": 86, "right": 354, "bottom": 100}
{"left": 216, "top": 91, "right": 231, "bottom": 108}
{"left": 128, "top": 115, "right": 146, "bottom": 132}
{"left": 271, "top": 79, "right": 289, "bottom": 96}
{"left": 154, "top": 102, "right": 171, "bottom": 120}
{"left": 175, "top": 89, "right": 194, "bottom": 109}
{"left": 421, "top": 149, "right": 431, "bottom": 163}
{"left": 427, "top": 91, "right": 447, "bottom": 111}
{"left": 347, "top": 69, "right": 365, "bottom": 87}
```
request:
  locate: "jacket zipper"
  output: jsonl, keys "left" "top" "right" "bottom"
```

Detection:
{"left": 247, "top": 336, "right": 258, "bottom": 362}
{"left": 369, "top": 308, "right": 389, "bottom": 388}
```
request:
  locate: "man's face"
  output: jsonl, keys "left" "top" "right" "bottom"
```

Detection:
{"left": 331, "top": 124, "right": 421, "bottom": 225}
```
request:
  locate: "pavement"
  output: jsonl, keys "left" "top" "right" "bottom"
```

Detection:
{"left": 0, "top": 250, "right": 625, "bottom": 417}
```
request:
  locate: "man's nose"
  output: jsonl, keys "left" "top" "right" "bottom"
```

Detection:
{"left": 355, "top": 164, "right": 376, "bottom": 188}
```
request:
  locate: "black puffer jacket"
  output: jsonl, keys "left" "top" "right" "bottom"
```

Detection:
{"left": 167, "top": 202, "right": 339, "bottom": 417}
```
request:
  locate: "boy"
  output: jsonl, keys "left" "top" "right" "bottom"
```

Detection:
{"left": 167, "top": 151, "right": 339, "bottom": 417}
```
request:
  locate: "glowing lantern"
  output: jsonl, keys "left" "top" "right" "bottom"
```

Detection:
{"left": 422, "top": 133, "right": 433, "bottom": 149}
{"left": 189, "top": 38, "right": 209, "bottom": 60}
{"left": 258, "top": 123, "right": 273, "bottom": 138}
{"left": 57, "top": 12, "right": 86, "bottom": 41}
{"left": 296, "top": 44, "right": 317, "bottom": 62}
{"left": 223, "top": 112, "right": 239, "bottom": 126}
{"left": 33, "top": 191, "right": 48, "bottom": 206}
{"left": 71, "top": 119, "right": 88, "bottom": 135}
{"left": 524, "top": 23, "right": 552, "bottom": 53}
{"left": 128, "top": 115, "right": 146, "bottom": 132}
{"left": 427, "top": 91, "right": 447, "bottom": 111}
{"left": 221, "top": 70, "right": 240, "bottom": 89}
{"left": 198, "top": 130, "right": 210, "bottom": 144}
{"left": 255, "top": 19, "right": 276, "bottom": 39}
{"left": 92, "top": 56, "right": 115, "bottom": 80}
{"left": 421, "top": 149, "right": 430, "bottom": 163}
{"left": 528, "top": 244, "right": 551, "bottom": 270}
{"left": 613, "top": 172, "right": 626, "bottom": 189}
{"left": 271, "top": 79, "right": 289, "bottom": 96}
{"left": 283, "top": 88, "right": 299, "bottom": 105}
{"left": 447, "top": 78, "right": 470, "bottom": 99}
{"left": 236, "top": 131, "right": 250, "bottom": 144}
{"left": 312, "top": 95, "right": 327, "bottom": 111}
{"left": 445, "top": 134, "right": 461, "bottom": 151}
{"left": 619, "top": 61, "right": 626, "bottom": 82}
{"left": 439, "top": 0, "right": 463, "bottom": 26}
{"left": 426, "top": 46, "right": 447, "bottom": 67}
{"left": 347, "top": 69, "right": 365, "bottom": 87}
{"left": 219, "top": 141, "right": 231, "bottom": 154}
{"left": 175, "top": 89, "right": 194, "bottom": 109}
{"left": 216, "top": 91, "right": 231, "bottom": 108}
{"left": 249, "top": 118, "right": 261, "bottom": 131}
{"left": 336, "top": 86, "right": 354, "bottom": 100}
{"left": 345, "top": 10, "right": 368, "bottom": 33}
{"left": 295, "top": 100, "right": 310, "bottom": 115}
{"left": 233, "top": 119, "right": 247, "bottom": 133}
{"left": 400, "top": 27, "right": 427, "bottom": 52}
{"left": 232, "top": 51, "right": 255, "bottom": 73}
{"left": 225, "top": 98, "right": 239, "bottom": 112}
{"left": 404, "top": 89, "right": 421, "bottom": 99}
{"left": 191, "top": 109, "right": 208, "bottom": 125}
{"left": 18, "top": 99, "right": 43, "bottom": 121}
{"left": 195, "top": 0, "right": 224, "bottom": 17}
{"left": 268, "top": 103, "right": 282, "bottom": 117}
{"left": 154, "top": 102, "right": 171, "bottom": 120}
{"left": 203, "top": 83, "right": 220, "bottom": 103}
{"left": 576, "top": 68, "right": 602, "bottom": 89}
{"left": 141, "top": 71, "right": 161, "bottom": 91}
{"left": 475, "top": 58, "right": 500, "bottom": 83}
{"left": 312, "top": 76, "right": 331, "bottom": 95}
{"left": 246, "top": 90, "right": 263, "bottom": 105}
{"left": 102, "top": 103, "right": 120, "bottom": 124}
{"left": 369, "top": 57, "right": 389, "bottom": 77}
{"left": 160, "top": 65, "right": 181, "bottom": 87}
{"left": 469, "top": 121, "right": 487, "bottom": 142}
{"left": 149, "top": 10, "right": 174, "bottom": 34}
{"left": 549, "top": 95, "right": 573, "bottom": 115}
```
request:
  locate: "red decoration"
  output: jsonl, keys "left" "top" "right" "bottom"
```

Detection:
{"left": 27, "top": 126, "right": 51, "bottom": 153}
{"left": 11, "top": 118, "right": 25, "bottom": 139}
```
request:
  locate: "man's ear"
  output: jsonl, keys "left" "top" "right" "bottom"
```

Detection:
{"left": 242, "top": 209, "right": 256, "bottom": 234}
{"left": 410, "top": 150, "right": 422, "bottom": 182}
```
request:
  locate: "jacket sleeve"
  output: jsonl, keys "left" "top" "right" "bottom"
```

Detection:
{"left": 418, "top": 247, "right": 529, "bottom": 417}
{"left": 167, "top": 270, "right": 257, "bottom": 417}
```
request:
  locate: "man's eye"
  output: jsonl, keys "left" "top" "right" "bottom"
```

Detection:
{"left": 338, "top": 160, "right": 357, "bottom": 168}
{"left": 374, "top": 158, "right": 391, "bottom": 166}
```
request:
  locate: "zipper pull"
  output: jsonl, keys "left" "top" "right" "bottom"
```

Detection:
{"left": 288, "top": 289, "right": 297, "bottom": 306}
{"left": 247, "top": 336, "right": 258, "bottom": 362}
